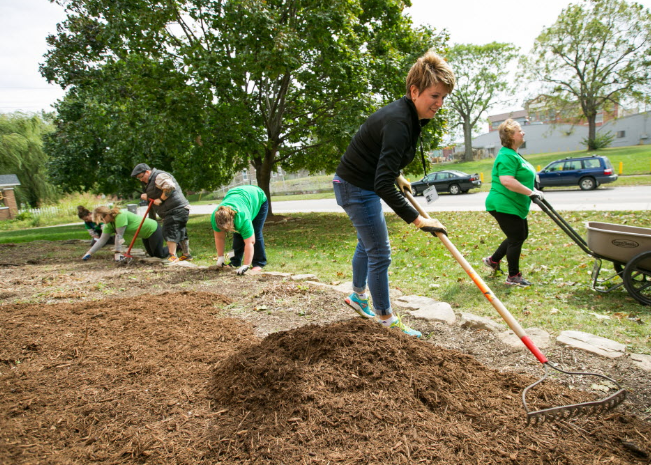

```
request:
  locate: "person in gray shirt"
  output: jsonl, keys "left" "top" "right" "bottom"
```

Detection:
{"left": 131, "top": 163, "right": 192, "bottom": 263}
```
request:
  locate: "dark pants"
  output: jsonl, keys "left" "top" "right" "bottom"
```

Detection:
{"left": 161, "top": 207, "right": 189, "bottom": 243}
{"left": 230, "top": 200, "right": 268, "bottom": 268}
{"left": 488, "top": 210, "right": 529, "bottom": 277}
{"left": 142, "top": 224, "right": 169, "bottom": 259}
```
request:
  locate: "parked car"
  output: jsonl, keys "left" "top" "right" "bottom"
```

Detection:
{"left": 537, "top": 155, "right": 617, "bottom": 191}
{"left": 411, "top": 170, "right": 481, "bottom": 195}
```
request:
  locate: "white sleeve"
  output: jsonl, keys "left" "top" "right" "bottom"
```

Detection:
{"left": 113, "top": 226, "right": 127, "bottom": 253}
{"left": 87, "top": 231, "right": 111, "bottom": 255}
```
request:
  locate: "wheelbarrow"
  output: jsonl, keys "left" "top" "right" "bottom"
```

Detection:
{"left": 533, "top": 197, "right": 651, "bottom": 306}
{"left": 402, "top": 190, "right": 626, "bottom": 424}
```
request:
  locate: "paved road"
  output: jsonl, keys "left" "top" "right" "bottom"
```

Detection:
{"left": 189, "top": 185, "right": 650, "bottom": 215}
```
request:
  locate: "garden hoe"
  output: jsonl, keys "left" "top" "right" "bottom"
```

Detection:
{"left": 402, "top": 189, "right": 626, "bottom": 424}
{"left": 122, "top": 199, "right": 155, "bottom": 265}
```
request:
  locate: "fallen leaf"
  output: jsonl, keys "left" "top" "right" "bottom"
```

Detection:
{"left": 589, "top": 312, "right": 610, "bottom": 320}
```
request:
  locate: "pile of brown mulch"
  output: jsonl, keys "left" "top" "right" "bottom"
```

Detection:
{"left": 1, "top": 291, "right": 649, "bottom": 464}
{"left": 208, "top": 319, "right": 650, "bottom": 464}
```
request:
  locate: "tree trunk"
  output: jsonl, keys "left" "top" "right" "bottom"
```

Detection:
{"left": 463, "top": 120, "right": 474, "bottom": 162}
{"left": 253, "top": 147, "right": 277, "bottom": 217}
{"left": 587, "top": 112, "right": 597, "bottom": 150}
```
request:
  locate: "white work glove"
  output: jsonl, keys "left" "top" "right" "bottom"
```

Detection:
{"left": 529, "top": 189, "right": 544, "bottom": 202}
{"left": 114, "top": 252, "right": 125, "bottom": 262}
{"left": 216, "top": 256, "right": 225, "bottom": 267}
{"left": 395, "top": 174, "right": 412, "bottom": 194}
{"left": 236, "top": 264, "right": 250, "bottom": 276}
{"left": 82, "top": 253, "right": 91, "bottom": 261}
{"left": 417, "top": 217, "right": 448, "bottom": 236}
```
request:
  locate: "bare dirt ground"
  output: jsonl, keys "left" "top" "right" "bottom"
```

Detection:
{"left": 1, "top": 240, "right": 650, "bottom": 464}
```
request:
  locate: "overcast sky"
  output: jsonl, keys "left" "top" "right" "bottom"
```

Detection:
{"left": 2, "top": 0, "right": 651, "bottom": 114}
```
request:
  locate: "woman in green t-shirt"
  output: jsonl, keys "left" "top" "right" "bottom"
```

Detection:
{"left": 211, "top": 185, "right": 269, "bottom": 276}
{"left": 483, "top": 119, "right": 544, "bottom": 286}
{"left": 82, "top": 206, "right": 168, "bottom": 260}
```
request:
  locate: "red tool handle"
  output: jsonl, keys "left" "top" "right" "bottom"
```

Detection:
{"left": 404, "top": 191, "right": 548, "bottom": 364}
{"left": 124, "top": 199, "right": 155, "bottom": 258}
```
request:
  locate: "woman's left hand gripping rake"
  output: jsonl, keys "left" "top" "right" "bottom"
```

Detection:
{"left": 402, "top": 190, "right": 626, "bottom": 424}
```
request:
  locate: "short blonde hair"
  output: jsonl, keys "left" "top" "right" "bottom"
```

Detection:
{"left": 498, "top": 119, "right": 521, "bottom": 149}
{"left": 93, "top": 205, "right": 120, "bottom": 224}
{"left": 215, "top": 206, "right": 237, "bottom": 232}
{"left": 406, "top": 51, "right": 456, "bottom": 96}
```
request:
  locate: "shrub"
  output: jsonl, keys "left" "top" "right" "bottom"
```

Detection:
{"left": 583, "top": 131, "right": 615, "bottom": 150}
{"left": 15, "top": 211, "right": 33, "bottom": 221}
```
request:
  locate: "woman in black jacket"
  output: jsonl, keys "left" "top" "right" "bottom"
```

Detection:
{"left": 333, "top": 51, "right": 455, "bottom": 337}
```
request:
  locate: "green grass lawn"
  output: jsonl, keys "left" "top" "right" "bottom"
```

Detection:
{"left": 2, "top": 209, "right": 650, "bottom": 355}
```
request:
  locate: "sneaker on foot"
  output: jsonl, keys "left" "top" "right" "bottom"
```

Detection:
{"left": 251, "top": 266, "right": 262, "bottom": 272}
{"left": 506, "top": 272, "right": 531, "bottom": 287}
{"left": 345, "top": 293, "right": 376, "bottom": 319}
{"left": 167, "top": 255, "right": 179, "bottom": 263}
{"left": 482, "top": 256, "right": 501, "bottom": 272}
{"left": 178, "top": 253, "right": 193, "bottom": 261}
{"left": 388, "top": 314, "right": 422, "bottom": 338}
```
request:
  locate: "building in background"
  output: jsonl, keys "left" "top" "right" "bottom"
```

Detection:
{"left": 463, "top": 109, "right": 649, "bottom": 158}
{"left": 0, "top": 174, "right": 21, "bottom": 220}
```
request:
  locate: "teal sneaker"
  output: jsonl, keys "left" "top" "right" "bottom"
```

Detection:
{"left": 345, "top": 293, "right": 376, "bottom": 319}
{"left": 388, "top": 314, "right": 422, "bottom": 338}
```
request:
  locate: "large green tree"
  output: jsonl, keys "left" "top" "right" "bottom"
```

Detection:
{"left": 522, "top": 0, "right": 651, "bottom": 150}
{"left": 0, "top": 112, "right": 59, "bottom": 207}
{"left": 42, "top": 0, "right": 449, "bottom": 211}
{"left": 445, "top": 42, "right": 519, "bottom": 161}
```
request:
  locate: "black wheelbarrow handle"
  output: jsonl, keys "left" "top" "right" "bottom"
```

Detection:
{"left": 532, "top": 197, "right": 593, "bottom": 256}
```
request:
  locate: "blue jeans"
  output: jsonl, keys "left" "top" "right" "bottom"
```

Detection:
{"left": 230, "top": 200, "right": 269, "bottom": 268}
{"left": 333, "top": 175, "right": 392, "bottom": 315}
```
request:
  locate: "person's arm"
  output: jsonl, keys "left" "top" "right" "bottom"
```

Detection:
{"left": 153, "top": 173, "right": 176, "bottom": 206}
{"left": 241, "top": 236, "right": 255, "bottom": 267}
{"left": 113, "top": 226, "right": 127, "bottom": 253}
{"left": 373, "top": 120, "right": 419, "bottom": 223}
{"left": 499, "top": 175, "right": 534, "bottom": 195}
{"left": 234, "top": 235, "right": 256, "bottom": 275}
{"left": 86, "top": 230, "right": 111, "bottom": 256}
{"left": 214, "top": 230, "right": 226, "bottom": 266}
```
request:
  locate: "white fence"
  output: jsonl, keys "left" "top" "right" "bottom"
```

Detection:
{"left": 18, "top": 206, "right": 70, "bottom": 219}
{"left": 17, "top": 204, "right": 110, "bottom": 219}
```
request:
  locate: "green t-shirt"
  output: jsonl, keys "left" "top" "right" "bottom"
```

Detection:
{"left": 485, "top": 147, "right": 536, "bottom": 219}
{"left": 211, "top": 186, "right": 267, "bottom": 239}
{"left": 102, "top": 210, "right": 158, "bottom": 239}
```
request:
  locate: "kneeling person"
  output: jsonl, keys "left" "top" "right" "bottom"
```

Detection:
{"left": 82, "top": 206, "right": 168, "bottom": 260}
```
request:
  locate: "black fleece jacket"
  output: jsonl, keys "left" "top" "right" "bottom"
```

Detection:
{"left": 335, "top": 96, "right": 428, "bottom": 223}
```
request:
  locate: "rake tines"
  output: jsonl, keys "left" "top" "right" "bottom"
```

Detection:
{"left": 523, "top": 362, "right": 627, "bottom": 425}
{"left": 400, "top": 191, "right": 627, "bottom": 424}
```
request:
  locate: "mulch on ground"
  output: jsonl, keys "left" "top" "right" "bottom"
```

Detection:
{"left": 1, "top": 291, "right": 649, "bottom": 464}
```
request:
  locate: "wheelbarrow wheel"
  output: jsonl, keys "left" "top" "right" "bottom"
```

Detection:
{"left": 623, "top": 251, "right": 651, "bottom": 306}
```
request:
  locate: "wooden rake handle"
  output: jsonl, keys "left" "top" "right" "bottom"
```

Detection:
{"left": 404, "top": 190, "right": 547, "bottom": 364}
{"left": 124, "top": 199, "right": 155, "bottom": 258}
